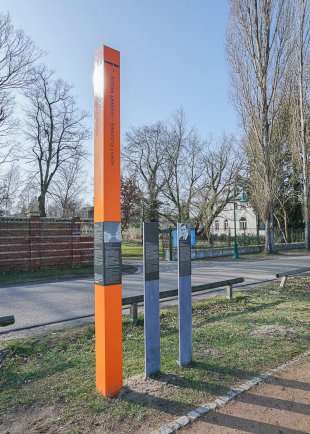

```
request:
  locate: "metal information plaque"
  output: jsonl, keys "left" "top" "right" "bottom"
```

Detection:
{"left": 178, "top": 223, "right": 191, "bottom": 276}
{"left": 94, "top": 222, "right": 122, "bottom": 286}
{"left": 144, "top": 223, "right": 159, "bottom": 281}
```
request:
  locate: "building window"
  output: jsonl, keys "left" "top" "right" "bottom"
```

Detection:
{"left": 239, "top": 217, "right": 247, "bottom": 231}
{"left": 214, "top": 220, "right": 219, "bottom": 231}
{"left": 224, "top": 219, "right": 229, "bottom": 231}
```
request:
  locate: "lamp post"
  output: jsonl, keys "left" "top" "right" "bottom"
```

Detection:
{"left": 233, "top": 185, "right": 239, "bottom": 259}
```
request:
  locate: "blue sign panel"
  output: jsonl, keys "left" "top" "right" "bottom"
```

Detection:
{"left": 172, "top": 228, "right": 196, "bottom": 248}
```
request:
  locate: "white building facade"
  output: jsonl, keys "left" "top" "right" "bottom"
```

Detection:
{"left": 211, "top": 201, "right": 264, "bottom": 236}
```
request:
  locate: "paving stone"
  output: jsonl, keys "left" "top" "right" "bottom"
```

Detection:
{"left": 231, "top": 387, "right": 244, "bottom": 394}
{"left": 226, "top": 390, "right": 238, "bottom": 398}
{"left": 187, "top": 410, "right": 201, "bottom": 420}
{"left": 238, "top": 383, "right": 249, "bottom": 391}
{"left": 245, "top": 380, "right": 257, "bottom": 387}
{"left": 159, "top": 426, "right": 174, "bottom": 434}
{"left": 205, "top": 401, "right": 218, "bottom": 410}
{"left": 251, "top": 376, "right": 263, "bottom": 383}
{"left": 175, "top": 416, "right": 190, "bottom": 428}
{"left": 166, "top": 421, "right": 180, "bottom": 431}
{"left": 195, "top": 406, "right": 209, "bottom": 415}
{"left": 214, "top": 398, "right": 226, "bottom": 407}
{"left": 218, "top": 395, "right": 231, "bottom": 403}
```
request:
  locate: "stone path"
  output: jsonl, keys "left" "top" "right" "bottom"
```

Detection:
{"left": 179, "top": 355, "right": 310, "bottom": 434}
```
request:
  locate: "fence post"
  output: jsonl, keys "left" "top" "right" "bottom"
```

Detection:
{"left": 28, "top": 212, "right": 41, "bottom": 271}
{"left": 130, "top": 302, "right": 138, "bottom": 323}
{"left": 72, "top": 217, "right": 81, "bottom": 268}
{"left": 226, "top": 284, "right": 233, "bottom": 300}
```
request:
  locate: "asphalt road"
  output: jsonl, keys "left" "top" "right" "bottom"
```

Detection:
{"left": 1, "top": 251, "right": 309, "bottom": 338}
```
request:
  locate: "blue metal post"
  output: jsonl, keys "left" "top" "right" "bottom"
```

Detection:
{"left": 177, "top": 223, "right": 192, "bottom": 366}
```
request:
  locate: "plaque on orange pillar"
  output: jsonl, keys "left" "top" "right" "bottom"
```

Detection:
{"left": 94, "top": 45, "right": 122, "bottom": 398}
{"left": 94, "top": 222, "right": 122, "bottom": 286}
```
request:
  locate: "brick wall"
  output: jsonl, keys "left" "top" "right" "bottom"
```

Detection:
{"left": 0, "top": 214, "right": 94, "bottom": 272}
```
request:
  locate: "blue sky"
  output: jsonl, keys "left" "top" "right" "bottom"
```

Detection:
{"left": 0, "top": 0, "right": 239, "bottom": 154}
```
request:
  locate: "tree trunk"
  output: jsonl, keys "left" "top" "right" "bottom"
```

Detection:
{"left": 205, "top": 227, "right": 214, "bottom": 247}
{"left": 264, "top": 210, "right": 275, "bottom": 254}
{"left": 146, "top": 193, "right": 159, "bottom": 222}
{"left": 283, "top": 213, "right": 291, "bottom": 244}
{"left": 304, "top": 192, "right": 310, "bottom": 250}
{"left": 38, "top": 193, "right": 46, "bottom": 217}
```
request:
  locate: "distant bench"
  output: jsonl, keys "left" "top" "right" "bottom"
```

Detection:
{"left": 0, "top": 315, "right": 15, "bottom": 327}
{"left": 276, "top": 267, "right": 310, "bottom": 289}
{"left": 122, "top": 277, "right": 245, "bottom": 322}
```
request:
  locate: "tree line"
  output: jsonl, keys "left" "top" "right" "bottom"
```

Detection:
{"left": 0, "top": 14, "right": 90, "bottom": 218}
{"left": 123, "top": 0, "right": 310, "bottom": 253}
{"left": 227, "top": 0, "right": 310, "bottom": 252}
{"left": 122, "top": 107, "right": 242, "bottom": 246}
{"left": 1, "top": 2, "right": 310, "bottom": 255}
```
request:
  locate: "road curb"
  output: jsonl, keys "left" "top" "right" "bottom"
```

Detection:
{"left": 150, "top": 349, "right": 310, "bottom": 434}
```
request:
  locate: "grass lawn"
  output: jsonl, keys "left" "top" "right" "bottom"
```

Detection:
{"left": 122, "top": 244, "right": 143, "bottom": 258}
{"left": 122, "top": 244, "right": 163, "bottom": 259}
{"left": 0, "top": 278, "right": 309, "bottom": 433}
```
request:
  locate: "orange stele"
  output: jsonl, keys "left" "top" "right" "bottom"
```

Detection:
{"left": 94, "top": 45, "right": 122, "bottom": 397}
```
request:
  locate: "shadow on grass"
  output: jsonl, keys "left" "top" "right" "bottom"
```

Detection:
{"left": 189, "top": 360, "right": 258, "bottom": 381}
{"left": 152, "top": 371, "right": 228, "bottom": 395}
{"left": 191, "top": 298, "right": 288, "bottom": 329}
{"left": 119, "top": 387, "right": 193, "bottom": 416}
{"left": 118, "top": 360, "right": 260, "bottom": 417}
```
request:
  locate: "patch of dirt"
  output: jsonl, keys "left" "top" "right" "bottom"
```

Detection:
{"left": 121, "top": 372, "right": 191, "bottom": 400}
{"left": 196, "top": 348, "right": 225, "bottom": 358}
{"left": 1, "top": 357, "right": 309, "bottom": 434}
{"left": 251, "top": 325, "right": 296, "bottom": 340}
{"left": 0, "top": 405, "right": 61, "bottom": 434}
{"left": 182, "top": 356, "right": 310, "bottom": 433}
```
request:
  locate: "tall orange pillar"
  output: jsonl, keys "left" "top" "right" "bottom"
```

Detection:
{"left": 93, "top": 45, "right": 122, "bottom": 397}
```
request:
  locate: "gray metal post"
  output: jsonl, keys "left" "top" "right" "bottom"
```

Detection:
{"left": 143, "top": 222, "right": 160, "bottom": 376}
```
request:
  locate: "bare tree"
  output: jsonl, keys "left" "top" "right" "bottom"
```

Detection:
{"left": 227, "top": 0, "right": 293, "bottom": 253}
{"left": 121, "top": 174, "right": 143, "bottom": 231}
{"left": 23, "top": 66, "right": 89, "bottom": 217}
{"left": 289, "top": 0, "right": 310, "bottom": 249}
{"left": 123, "top": 121, "right": 168, "bottom": 221}
{"left": 273, "top": 154, "right": 302, "bottom": 243}
{"left": 0, "top": 163, "right": 20, "bottom": 215}
{"left": 0, "top": 14, "right": 42, "bottom": 166}
{"left": 161, "top": 108, "right": 204, "bottom": 223}
{"left": 194, "top": 136, "right": 242, "bottom": 245}
{"left": 16, "top": 178, "right": 40, "bottom": 216}
{"left": 48, "top": 156, "right": 88, "bottom": 218}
